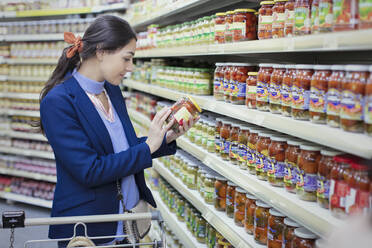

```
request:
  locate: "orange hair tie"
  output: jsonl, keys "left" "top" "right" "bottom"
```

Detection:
{"left": 64, "top": 32, "right": 84, "bottom": 58}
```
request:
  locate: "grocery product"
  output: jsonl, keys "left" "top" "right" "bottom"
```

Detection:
{"left": 333, "top": 0, "right": 359, "bottom": 31}
{"left": 283, "top": 218, "right": 302, "bottom": 248}
{"left": 247, "top": 128, "right": 262, "bottom": 174}
{"left": 365, "top": 66, "right": 372, "bottom": 135}
{"left": 246, "top": 72, "right": 258, "bottom": 109}
{"left": 292, "top": 64, "right": 314, "bottom": 120}
{"left": 284, "top": 0, "right": 296, "bottom": 36}
{"left": 282, "top": 64, "right": 296, "bottom": 116}
{"left": 215, "top": 176, "right": 228, "bottom": 211}
{"left": 223, "top": 64, "right": 233, "bottom": 102}
{"left": 186, "top": 162, "right": 198, "bottom": 190}
{"left": 232, "top": 9, "right": 257, "bottom": 42}
{"left": 214, "top": 63, "right": 225, "bottom": 101}
{"left": 226, "top": 181, "right": 237, "bottom": 218}
{"left": 268, "top": 135, "right": 288, "bottom": 187}
{"left": 224, "top": 11, "right": 235, "bottom": 43}
{"left": 327, "top": 65, "right": 345, "bottom": 128}
{"left": 269, "top": 64, "right": 286, "bottom": 114}
{"left": 258, "top": 1, "right": 275, "bottom": 40}
{"left": 244, "top": 193, "right": 257, "bottom": 234}
{"left": 220, "top": 120, "right": 232, "bottom": 160}
{"left": 234, "top": 187, "right": 247, "bottom": 227}
{"left": 238, "top": 125, "right": 250, "bottom": 170}
{"left": 195, "top": 214, "right": 207, "bottom": 243}
{"left": 229, "top": 124, "right": 240, "bottom": 164}
{"left": 215, "top": 13, "right": 226, "bottom": 44}
{"left": 272, "top": 0, "right": 288, "bottom": 38}
{"left": 359, "top": 0, "right": 372, "bottom": 29}
{"left": 318, "top": 0, "right": 333, "bottom": 32}
{"left": 254, "top": 200, "right": 271, "bottom": 245}
{"left": 267, "top": 208, "right": 285, "bottom": 248}
{"left": 231, "top": 63, "right": 254, "bottom": 104}
{"left": 215, "top": 118, "right": 224, "bottom": 154}
{"left": 256, "top": 131, "right": 273, "bottom": 180}
{"left": 292, "top": 227, "right": 317, "bottom": 248}
{"left": 257, "top": 64, "right": 274, "bottom": 111}
{"left": 204, "top": 174, "right": 216, "bottom": 204}
{"left": 294, "top": 0, "right": 311, "bottom": 35}
{"left": 311, "top": 0, "right": 320, "bottom": 34}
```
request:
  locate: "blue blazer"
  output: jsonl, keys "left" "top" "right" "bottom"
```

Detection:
{"left": 40, "top": 76, "right": 177, "bottom": 243}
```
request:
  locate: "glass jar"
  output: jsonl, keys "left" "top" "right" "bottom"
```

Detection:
{"left": 215, "top": 13, "right": 226, "bottom": 44}
{"left": 317, "top": 149, "right": 342, "bottom": 209}
{"left": 292, "top": 64, "right": 314, "bottom": 120}
{"left": 247, "top": 128, "right": 262, "bottom": 174}
{"left": 365, "top": 66, "right": 372, "bottom": 135}
{"left": 256, "top": 132, "right": 272, "bottom": 181}
{"left": 297, "top": 144, "right": 321, "bottom": 201}
{"left": 234, "top": 187, "right": 247, "bottom": 227}
{"left": 254, "top": 200, "right": 271, "bottom": 245}
{"left": 318, "top": 0, "right": 333, "bottom": 32}
{"left": 204, "top": 174, "right": 216, "bottom": 205}
{"left": 229, "top": 124, "right": 240, "bottom": 165}
{"left": 257, "top": 64, "right": 274, "bottom": 111}
{"left": 272, "top": 0, "right": 288, "bottom": 38}
{"left": 333, "top": 0, "right": 358, "bottom": 31}
{"left": 238, "top": 125, "right": 250, "bottom": 170}
{"left": 270, "top": 64, "right": 286, "bottom": 114}
{"left": 207, "top": 224, "right": 217, "bottom": 248}
{"left": 187, "top": 163, "right": 198, "bottom": 190}
{"left": 282, "top": 64, "right": 296, "bottom": 116}
{"left": 226, "top": 181, "right": 237, "bottom": 218}
{"left": 207, "top": 121, "right": 216, "bottom": 153}
{"left": 201, "top": 119, "right": 209, "bottom": 149}
{"left": 194, "top": 120, "right": 203, "bottom": 146}
{"left": 233, "top": 9, "right": 257, "bottom": 42}
{"left": 217, "top": 232, "right": 233, "bottom": 248}
{"left": 294, "top": 0, "right": 311, "bottom": 35}
{"left": 223, "top": 64, "right": 233, "bottom": 103}
{"left": 166, "top": 96, "right": 201, "bottom": 133}
{"left": 220, "top": 120, "right": 232, "bottom": 160}
{"left": 327, "top": 65, "right": 345, "bottom": 128}
{"left": 311, "top": 0, "right": 320, "bottom": 34}
{"left": 199, "top": 170, "right": 207, "bottom": 198}
{"left": 283, "top": 218, "right": 302, "bottom": 248}
{"left": 224, "top": 11, "right": 234, "bottom": 43}
{"left": 258, "top": 1, "right": 275, "bottom": 39}
{"left": 215, "top": 176, "right": 227, "bottom": 211}
{"left": 214, "top": 63, "right": 225, "bottom": 101}
{"left": 246, "top": 72, "right": 258, "bottom": 109}
{"left": 196, "top": 214, "right": 207, "bottom": 243}
{"left": 244, "top": 193, "right": 257, "bottom": 234}
{"left": 292, "top": 227, "right": 317, "bottom": 248}
{"left": 284, "top": 139, "right": 303, "bottom": 193}
{"left": 310, "top": 65, "right": 332, "bottom": 124}
{"left": 359, "top": 0, "right": 372, "bottom": 29}
{"left": 285, "top": 0, "right": 296, "bottom": 36}
{"left": 230, "top": 64, "right": 253, "bottom": 105}
{"left": 340, "top": 65, "right": 369, "bottom": 133}
{"left": 268, "top": 135, "right": 288, "bottom": 187}
{"left": 267, "top": 208, "right": 286, "bottom": 248}
{"left": 215, "top": 118, "right": 224, "bottom": 154}
{"left": 176, "top": 196, "right": 186, "bottom": 222}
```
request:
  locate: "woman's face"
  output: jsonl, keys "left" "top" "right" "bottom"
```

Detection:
{"left": 99, "top": 38, "right": 136, "bottom": 86}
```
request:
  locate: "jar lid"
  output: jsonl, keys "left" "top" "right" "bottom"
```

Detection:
{"left": 300, "top": 144, "right": 322, "bottom": 151}
{"left": 296, "top": 64, "right": 314, "bottom": 69}
{"left": 284, "top": 218, "right": 301, "bottom": 227}
{"left": 215, "top": 63, "right": 225, "bottom": 66}
{"left": 260, "top": 1, "right": 275, "bottom": 5}
{"left": 345, "top": 64, "right": 370, "bottom": 71}
{"left": 215, "top": 12, "right": 226, "bottom": 16}
{"left": 285, "top": 64, "right": 296, "bottom": 69}
{"left": 320, "top": 148, "right": 344, "bottom": 156}
{"left": 331, "top": 65, "right": 345, "bottom": 71}
{"left": 287, "top": 139, "right": 303, "bottom": 146}
{"left": 255, "top": 200, "right": 270, "bottom": 208}
{"left": 188, "top": 163, "right": 198, "bottom": 167}
{"left": 236, "top": 187, "right": 246, "bottom": 193}
{"left": 270, "top": 135, "right": 288, "bottom": 142}
{"left": 234, "top": 63, "right": 254, "bottom": 67}
{"left": 223, "top": 120, "right": 233, "bottom": 125}
{"left": 333, "top": 154, "right": 354, "bottom": 164}
{"left": 227, "top": 181, "right": 237, "bottom": 187}
{"left": 215, "top": 176, "right": 227, "bottom": 181}
{"left": 258, "top": 131, "right": 274, "bottom": 138}
{"left": 369, "top": 65, "right": 372, "bottom": 72}
{"left": 246, "top": 193, "right": 257, "bottom": 200}
{"left": 273, "top": 64, "right": 286, "bottom": 69}
{"left": 313, "top": 65, "right": 332, "bottom": 70}
{"left": 294, "top": 227, "right": 317, "bottom": 239}
{"left": 231, "top": 123, "right": 241, "bottom": 128}
{"left": 269, "top": 208, "right": 285, "bottom": 217}
{"left": 234, "top": 8, "right": 256, "bottom": 13}
{"left": 187, "top": 95, "right": 201, "bottom": 112}
{"left": 205, "top": 174, "right": 215, "bottom": 179}
{"left": 249, "top": 127, "right": 264, "bottom": 133}
{"left": 248, "top": 72, "right": 258, "bottom": 76}
{"left": 226, "top": 11, "right": 235, "bottom": 15}
{"left": 274, "top": 0, "right": 289, "bottom": 2}
{"left": 259, "top": 63, "right": 274, "bottom": 67}
{"left": 239, "top": 124, "right": 251, "bottom": 131}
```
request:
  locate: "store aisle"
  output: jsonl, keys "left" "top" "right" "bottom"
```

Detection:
{"left": 0, "top": 199, "right": 50, "bottom": 248}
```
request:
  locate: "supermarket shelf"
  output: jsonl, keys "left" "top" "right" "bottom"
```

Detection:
{"left": 154, "top": 160, "right": 265, "bottom": 248}
{"left": 7, "top": 75, "right": 49, "bottom": 82}
{"left": 0, "top": 167, "right": 56, "bottom": 183}
{"left": 0, "top": 130, "right": 47, "bottom": 142}
{"left": 0, "top": 146, "right": 54, "bottom": 160}
{"left": 135, "top": 30, "right": 372, "bottom": 57}
{"left": 0, "top": 75, "right": 7, "bottom": 81}
{"left": 153, "top": 191, "right": 205, "bottom": 248}
{"left": 0, "top": 191, "right": 52, "bottom": 209}
{"left": 6, "top": 58, "right": 58, "bottom": 65}
{"left": 123, "top": 80, "right": 372, "bottom": 159}
{"left": 0, "top": 109, "right": 40, "bottom": 117}
{"left": 5, "top": 33, "right": 84, "bottom": 42}
{"left": 0, "top": 92, "right": 39, "bottom": 99}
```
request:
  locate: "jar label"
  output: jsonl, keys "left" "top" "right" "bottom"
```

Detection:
{"left": 333, "top": 0, "right": 352, "bottom": 25}
{"left": 345, "top": 187, "right": 357, "bottom": 214}
{"left": 327, "top": 88, "right": 341, "bottom": 115}
{"left": 281, "top": 84, "right": 292, "bottom": 106}
{"left": 296, "top": 169, "right": 304, "bottom": 192}
{"left": 311, "top": 5, "right": 320, "bottom": 32}
{"left": 247, "top": 148, "right": 256, "bottom": 165}
{"left": 273, "top": 12, "right": 286, "bottom": 29}
{"left": 215, "top": 24, "right": 225, "bottom": 35}
{"left": 356, "top": 190, "right": 370, "bottom": 213}
{"left": 197, "top": 224, "right": 206, "bottom": 238}
{"left": 259, "top": 15, "right": 273, "bottom": 25}
{"left": 177, "top": 205, "right": 185, "bottom": 218}
{"left": 269, "top": 82, "right": 282, "bottom": 104}
{"left": 254, "top": 216, "right": 267, "bottom": 228}
{"left": 291, "top": 166, "right": 298, "bottom": 185}
{"left": 295, "top": 7, "right": 311, "bottom": 33}
{"left": 364, "top": 96, "right": 372, "bottom": 124}
{"left": 268, "top": 160, "right": 285, "bottom": 178}
{"left": 223, "top": 79, "right": 230, "bottom": 93}
{"left": 174, "top": 106, "right": 192, "bottom": 124}
{"left": 230, "top": 141, "right": 239, "bottom": 160}
{"left": 292, "top": 85, "right": 310, "bottom": 110}
{"left": 222, "top": 139, "right": 231, "bottom": 154}
{"left": 226, "top": 194, "right": 234, "bottom": 206}
{"left": 232, "top": 21, "right": 246, "bottom": 37}
{"left": 340, "top": 90, "right": 364, "bottom": 120}
{"left": 359, "top": 0, "right": 372, "bottom": 22}
{"left": 238, "top": 144, "right": 248, "bottom": 162}
{"left": 195, "top": 133, "right": 202, "bottom": 144}
{"left": 207, "top": 139, "right": 215, "bottom": 149}
{"left": 215, "top": 137, "right": 222, "bottom": 151}
{"left": 317, "top": 176, "right": 330, "bottom": 199}
{"left": 231, "top": 80, "right": 246, "bottom": 98}
{"left": 310, "top": 86, "right": 327, "bottom": 113}
{"left": 257, "top": 81, "right": 269, "bottom": 102}
{"left": 303, "top": 173, "right": 318, "bottom": 192}
{"left": 247, "top": 85, "right": 257, "bottom": 95}
{"left": 255, "top": 152, "right": 264, "bottom": 172}
{"left": 205, "top": 186, "right": 214, "bottom": 200}
{"left": 284, "top": 162, "right": 293, "bottom": 184}
{"left": 285, "top": 10, "right": 295, "bottom": 22}
{"left": 319, "top": 2, "right": 333, "bottom": 28}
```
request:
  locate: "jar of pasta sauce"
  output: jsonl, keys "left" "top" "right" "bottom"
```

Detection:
{"left": 223, "top": 64, "right": 233, "bottom": 103}
{"left": 234, "top": 187, "right": 247, "bottom": 227}
{"left": 272, "top": 0, "right": 288, "bottom": 38}
{"left": 254, "top": 200, "right": 271, "bottom": 245}
{"left": 310, "top": 65, "right": 332, "bottom": 124}
{"left": 365, "top": 65, "right": 372, "bottom": 135}
{"left": 244, "top": 193, "right": 257, "bottom": 234}
{"left": 294, "top": 0, "right": 311, "bottom": 36}
{"left": 257, "top": 64, "right": 274, "bottom": 111}
{"left": 283, "top": 218, "right": 302, "bottom": 248}
{"left": 246, "top": 72, "right": 258, "bottom": 109}
{"left": 292, "top": 64, "right": 314, "bottom": 120}
{"left": 233, "top": 9, "right": 257, "bottom": 42}
{"left": 268, "top": 135, "right": 288, "bottom": 187}
{"left": 284, "top": 0, "right": 296, "bottom": 36}
{"left": 226, "top": 181, "right": 237, "bottom": 218}
{"left": 327, "top": 65, "right": 345, "bottom": 128}
{"left": 215, "top": 118, "right": 224, "bottom": 154}
{"left": 333, "top": 0, "right": 359, "bottom": 31}
{"left": 215, "top": 13, "right": 226, "bottom": 44}
{"left": 220, "top": 120, "right": 232, "bottom": 160}
{"left": 258, "top": 1, "right": 275, "bottom": 40}
{"left": 359, "top": 0, "right": 372, "bottom": 29}
{"left": 256, "top": 131, "right": 273, "bottom": 181}
{"left": 282, "top": 64, "right": 296, "bottom": 116}
{"left": 214, "top": 63, "right": 226, "bottom": 101}
{"left": 284, "top": 139, "right": 303, "bottom": 193}
{"left": 318, "top": 0, "right": 333, "bottom": 32}
{"left": 340, "top": 65, "right": 369, "bottom": 133}
{"left": 247, "top": 128, "right": 262, "bottom": 174}
{"left": 292, "top": 227, "right": 317, "bottom": 248}
{"left": 267, "top": 208, "right": 286, "bottom": 248}
{"left": 215, "top": 176, "right": 228, "bottom": 211}
{"left": 230, "top": 63, "right": 253, "bottom": 105}
{"left": 224, "top": 11, "right": 235, "bottom": 43}
{"left": 229, "top": 124, "right": 240, "bottom": 165}
{"left": 270, "top": 64, "right": 286, "bottom": 114}
{"left": 238, "top": 125, "right": 250, "bottom": 170}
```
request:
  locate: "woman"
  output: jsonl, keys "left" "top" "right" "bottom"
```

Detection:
{"left": 39, "top": 15, "right": 197, "bottom": 246}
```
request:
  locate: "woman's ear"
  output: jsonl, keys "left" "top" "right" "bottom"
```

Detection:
{"left": 96, "top": 49, "right": 104, "bottom": 62}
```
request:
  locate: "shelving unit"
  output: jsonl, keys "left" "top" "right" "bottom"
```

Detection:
{"left": 7, "top": 75, "right": 49, "bottom": 82}
{"left": 124, "top": 80, "right": 372, "bottom": 159}
{"left": 6, "top": 58, "right": 58, "bottom": 65}
{"left": 0, "top": 92, "right": 39, "bottom": 99}
{"left": 0, "top": 167, "right": 56, "bottom": 183}
{"left": 0, "top": 130, "right": 47, "bottom": 142}
{"left": 153, "top": 191, "right": 205, "bottom": 248}
{"left": 4, "top": 33, "right": 84, "bottom": 42}
{"left": 0, "top": 191, "right": 52, "bottom": 208}
{"left": 3, "top": 109, "right": 40, "bottom": 117}
{"left": 0, "top": 146, "right": 54, "bottom": 160}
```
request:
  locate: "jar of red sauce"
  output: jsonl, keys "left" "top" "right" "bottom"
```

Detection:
{"left": 292, "top": 64, "right": 314, "bottom": 120}
{"left": 272, "top": 0, "right": 288, "bottom": 38}
{"left": 214, "top": 63, "right": 226, "bottom": 101}
{"left": 364, "top": 65, "right": 372, "bottom": 135}
{"left": 244, "top": 193, "right": 257, "bottom": 234}
{"left": 258, "top": 1, "right": 275, "bottom": 40}
{"left": 247, "top": 128, "right": 263, "bottom": 174}
{"left": 340, "top": 65, "right": 369, "bottom": 133}
{"left": 292, "top": 227, "right": 317, "bottom": 248}
{"left": 238, "top": 125, "right": 250, "bottom": 170}
{"left": 294, "top": 0, "right": 311, "bottom": 36}
{"left": 224, "top": 11, "right": 235, "bottom": 43}
{"left": 284, "top": 139, "right": 303, "bottom": 193}
{"left": 257, "top": 64, "right": 274, "bottom": 111}
{"left": 220, "top": 120, "right": 232, "bottom": 160}
{"left": 326, "top": 65, "right": 345, "bottom": 128}
{"left": 256, "top": 131, "right": 273, "bottom": 181}
{"left": 215, "top": 117, "right": 224, "bottom": 154}
{"left": 284, "top": 0, "right": 296, "bottom": 36}
{"left": 268, "top": 135, "right": 288, "bottom": 187}
{"left": 333, "top": 0, "right": 359, "bottom": 31}
{"left": 230, "top": 63, "right": 253, "bottom": 105}
{"left": 283, "top": 218, "right": 302, "bottom": 248}
{"left": 226, "top": 181, "right": 237, "bottom": 218}
{"left": 310, "top": 65, "right": 332, "bottom": 124}
{"left": 246, "top": 72, "right": 258, "bottom": 109}
{"left": 282, "top": 64, "right": 296, "bottom": 117}
{"left": 234, "top": 187, "right": 247, "bottom": 227}
{"left": 215, "top": 12, "right": 226, "bottom": 44}
{"left": 233, "top": 9, "right": 257, "bottom": 42}
{"left": 267, "top": 208, "right": 285, "bottom": 248}
{"left": 270, "top": 64, "right": 286, "bottom": 114}
{"left": 223, "top": 64, "right": 233, "bottom": 103}
{"left": 254, "top": 200, "right": 271, "bottom": 245}
{"left": 229, "top": 124, "right": 240, "bottom": 165}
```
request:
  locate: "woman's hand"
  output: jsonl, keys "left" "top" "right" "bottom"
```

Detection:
{"left": 146, "top": 107, "right": 174, "bottom": 154}
{"left": 166, "top": 116, "right": 200, "bottom": 144}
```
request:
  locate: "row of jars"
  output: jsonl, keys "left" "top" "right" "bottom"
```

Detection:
{"left": 0, "top": 45, "right": 10, "bottom": 58}
{"left": 214, "top": 63, "right": 372, "bottom": 135}
{"left": 158, "top": 153, "right": 321, "bottom": 247}
{"left": 0, "top": 81, "right": 44, "bottom": 93}
{"left": 8, "top": 65, "right": 55, "bottom": 77}
{"left": 0, "top": 98, "right": 39, "bottom": 111}
{"left": 10, "top": 42, "right": 65, "bottom": 59}
{"left": 11, "top": 116, "right": 40, "bottom": 133}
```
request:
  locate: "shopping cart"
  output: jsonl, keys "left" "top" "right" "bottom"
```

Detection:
{"left": 1, "top": 210, "right": 165, "bottom": 248}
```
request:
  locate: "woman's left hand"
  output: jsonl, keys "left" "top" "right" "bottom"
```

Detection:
{"left": 166, "top": 116, "right": 200, "bottom": 144}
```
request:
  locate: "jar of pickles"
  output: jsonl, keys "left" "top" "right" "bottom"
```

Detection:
{"left": 226, "top": 181, "right": 237, "bottom": 218}
{"left": 256, "top": 131, "right": 273, "bottom": 181}
{"left": 234, "top": 187, "right": 247, "bottom": 227}
{"left": 272, "top": 0, "right": 288, "bottom": 38}
{"left": 254, "top": 200, "right": 271, "bottom": 245}
{"left": 327, "top": 65, "right": 345, "bottom": 128}
{"left": 214, "top": 63, "right": 225, "bottom": 101}
{"left": 195, "top": 214, "right": 207, "bottom": 243}
{"left": 340, "top": 65, "right": 369, "bottom": 133}
{"left": 310, "top": 65, "right": 332, "bottom": 124}
{"left": 267, "top": 208, "right": 286, "bottom": 248}
{"left": 244, "top": 193, "right": 257, "bottom": 234}
{"left": 247, "top": 128, "right": 262, "bottom": 174}
{"left": 333, "top": 0, "right": 358, "bottom": 31}
{"left": 194, "top": 120, "right": 203, "bottom": 146}
{"left": 292, "top": 64, "right": 314, "bottom": 120}
{"left": 230, "top": 63, "right": 253, "bottom": 105}
{"left": 233, "top": 9, "right": 257, "bottom": 42}
{"left": 186, "top": 162, "right": 198, "bottom": 190}
{"left": 215, "top": 13, "right": 226, "bottom": 44}
{"left": 282, "top": 64, "right": 296, "bottom": 116}
{"left": 284, "top": 138, "right": 302, "bottom": 193}
{"left": 257, "top": 64, "right": 274, "bottom": 111}
{"left": 269, "top": 64, "right": 286, "bottom": 114}
{"left": 229, "top": 124, "right": 240, "bottom": 165}
{"left": 220, "top": 120, "right": 232, "bottom": 160}
{"left": 294, "top": 0, "right": 311, "bottom": 35}
{"left": 365, "top": 66, "right": 372, "bottom": 135}
{"left": 268, "top": 135, "right": 288, "bottom": 187}
{"left": 206, "top": 120, "right": 216, "bottom": 153}
{"left": 292, "top": 227, "right": 317, "bottom": 248}
{"left": 283, "top": 218, "right": 302, "bottom": 248}
{"left": 215, "top": 176, "right": 227, "bottom": 211}
{"left": 297, "top": 144, "right": 321, "bottom": 201}
{"left": 215, "top": 118, "right": 223, "bottom": 154}
{"left": 204, "top": 174, "right": 216, "bottom": 205}
{"left": 176, "top": 196, "right": 186, "bottom": 222}
{"left": 258, "top": 1, "right": 275, "bottom": 39}
{"left": 246, "top": 72, "right": 258, "bottom": 109}
{"left": 284, "top": 0, "right": 296, "bottom": 36}
{"left": 238, "top": 125, "right": 250, "bottom": 170}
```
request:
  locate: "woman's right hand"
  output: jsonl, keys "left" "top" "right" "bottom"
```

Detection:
{"left": 145, "top": 107, "right": 174, "bottom": 154}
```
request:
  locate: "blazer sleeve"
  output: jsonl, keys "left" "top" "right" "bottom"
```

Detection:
{"left": 40, "top": 92, "right": 153, "bottom": 188}
{"left": 137, "top": 136, "right": 177, "bottom": 159}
